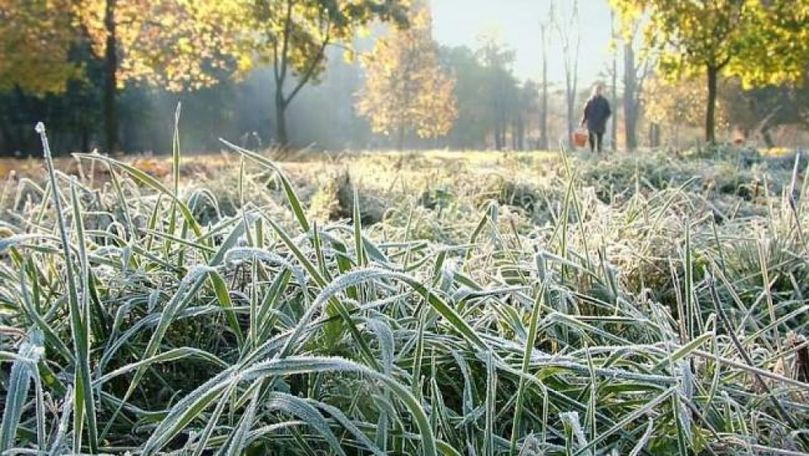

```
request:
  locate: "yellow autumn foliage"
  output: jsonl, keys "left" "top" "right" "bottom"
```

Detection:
{"left": 355, "top": 7, "right": 457, "bottom": 144}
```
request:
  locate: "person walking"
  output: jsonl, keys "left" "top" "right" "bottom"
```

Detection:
{"left": 580, "top": 83, "right": 611, "bottom": 153}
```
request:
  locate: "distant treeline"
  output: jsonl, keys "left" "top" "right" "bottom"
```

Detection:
{"left": 2, "top": 0, "right": 808, "bottom": 156}
{"left": 0, "top": 41, "right": 556, "bottom": 156}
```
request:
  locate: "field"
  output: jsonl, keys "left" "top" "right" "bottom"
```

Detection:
{"left": 1, "top": 136, "right": 809, "bottom": 455}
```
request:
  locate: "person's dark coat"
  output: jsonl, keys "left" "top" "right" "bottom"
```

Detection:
{"left": 582, "top": 95, "right": 611, "bottom": 133}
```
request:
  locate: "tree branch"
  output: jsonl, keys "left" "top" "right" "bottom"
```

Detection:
{"left": 756, "top": 106, "right": 782, "bottom": 132}
{"left": 717, "top": 55, "right": 731, "bottom": 70}
{"left": 284, "top": 21, "right": 332, "bottom": 106}
{"left": 278, "top": 0, "right": 294, "bottom": 84}
{"left": 273, "top": 41, "right": 280, "bottom": 85}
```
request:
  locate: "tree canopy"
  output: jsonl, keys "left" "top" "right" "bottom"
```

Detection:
{"left": 0, "top": 0, "right": 82, "bottom": 95}
{"left": 234, "top": 0, "right": 411, "bottom": 145}
{"left": 1, "top": 0, "right": 411, "bottom": 150}
{"left": 612, "top": 0, "right": 809, "bottom": 143}
{"left": 74, "top": 0, "right": 236, "bottom": 91}
{"left": 356, "top": 7, "right": 456, "bottom": 149}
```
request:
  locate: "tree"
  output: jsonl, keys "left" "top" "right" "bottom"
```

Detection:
{"left": 74, "top": 0, "right": 237, "bottom": 152}
{"left": 0, "top": 1, "right": 235, "bottom": 153}
{"left": 610, "top": 10, "right": 618, "bottom": 151}
{"left": 356, "top": 7, "right": 456, "bottom": 150}
{"left": 477, "top": 33, "right": 516, "bottom": 150}
{"left": 0, "top": 0, "right": 82, "bottom": 96}
{"left": 726, "top": 0, "right": 809, "bottom": 89}
{"left": 236, "top": 0, "right": 409, "bottom": 147}
{"left": 617, "top": 18, "right": 651, "bottom": 151}
{"left": 550, "top": 0, "right": 581, "bottom": 147}
{"left": 622, "top": 42, "right": 642, "bottom": 150}
{"left": 439, "top": 45, "right": 491, "bottom": 149}
{"left": 612, "top": 0, "right": 809, "bottom": 144}
{"left": 0, "top": 28, "right": 108, "bottom": 155}
{"left": 643, "top": 74, "right": 729, "bottom": 145}
{"left": 721, "top": 78, "right": 809, "bottom": 147}
{"left": 538, "top": 15, "right": 550, "bottom": 150}
{"left": 514, "top": 80, "right": 539, "bottom": 150}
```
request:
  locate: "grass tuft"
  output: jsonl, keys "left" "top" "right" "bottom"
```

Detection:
{"left": 1, "top": 139, "right": 808, "bottom": 454}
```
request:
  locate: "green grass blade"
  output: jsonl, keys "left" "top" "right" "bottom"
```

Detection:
{"left": 36, "top": 123, "right": 97, "bottom": 453}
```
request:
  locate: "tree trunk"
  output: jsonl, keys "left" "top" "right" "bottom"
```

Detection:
{"left": 567, "top": 8, "right": 581, "bottom": 150}
{"left": 540, "top": 77, "right": 548, "bottom": 150}
{"left": 103, "top": 0, "right": 118, "bottom": 154}
{"left": 565, "top": 89, "right": 574, "bottom": 148}
{"left": 274, "top": 89, "right": 289, "bottom": 146}
{"left": 760, "top": 125, "right": 775, "bottom": 148}
{"left": 517, "top": 117, "right": 525, "bottom": 150}
{"left": 0, "top": 121, "right": 15, "bottom": 155}
{"left": 649, "top": 122, "right": 661, "bottom": 148}
{"left": 623, "top": 43, "right": 638, "bottom": 151}
{"left": 81, "top": 125, "right": 90, "bottom": 153}
{"left": 611, "top": 70, "right": 617, "bottom": 151}
{"left": 705, "top": 65, "right": 718, "bottom": 144}
{"left": 397, "top": 122, "right": 405, "bottom": 151}
{"left": 0, "top": 122, "right": 7, "bottom": 154}
{"left": 496, "top": 80, "right": 506, "bottom": 151}
{"left": 500, "top": 118, "right": 506, "bottom": 150}
{"left": 8, "top": 88, "right": 28, "bottom": 153}
{"left": 610, "top": 11, "right": 617, "bottom": 151}
{"left": 539, "top": 25, "right": 548, "bottom": 150}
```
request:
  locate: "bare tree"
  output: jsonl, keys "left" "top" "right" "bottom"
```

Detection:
{"left": 538, "top": 16, "right": 550, "bottom": 150}
{"left": 622, "top": 28, "right": 652, "bottom": 151}
{"left": 610, "top": 10, "right": 618, "bottom": 151}
{"left": 551, "top": 0, "right": 581, "bottom": 147}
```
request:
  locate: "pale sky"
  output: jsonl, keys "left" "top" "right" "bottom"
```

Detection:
{"left": 431, "top": 0, "right": 615, "bottom": 87}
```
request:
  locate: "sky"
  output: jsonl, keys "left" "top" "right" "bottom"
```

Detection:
{"left": 431, "top": 0, "right": 615, "bottom": 87}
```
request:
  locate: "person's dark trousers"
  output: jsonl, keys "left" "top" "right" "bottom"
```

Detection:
{"left": 588, "top": 130, "right": 604, "bottom": 152}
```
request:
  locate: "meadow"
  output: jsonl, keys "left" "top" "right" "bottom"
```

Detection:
{"left": 1, "top": 131, "right": 808, "bottom": 455}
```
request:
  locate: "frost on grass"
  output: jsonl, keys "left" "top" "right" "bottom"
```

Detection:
{"left": 1, "top": 142, "right": 808, "bottom": 454}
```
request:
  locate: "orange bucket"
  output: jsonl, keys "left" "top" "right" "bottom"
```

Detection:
{"left": 572, "top": 129, "right": 588, "bottom": 148}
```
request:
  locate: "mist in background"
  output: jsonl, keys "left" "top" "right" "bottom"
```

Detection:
{"left": 1, "top": 0, "right": 807, "bottom": 156}
{"left": 0, "top": 0, "right": 618, "bottom": 156}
